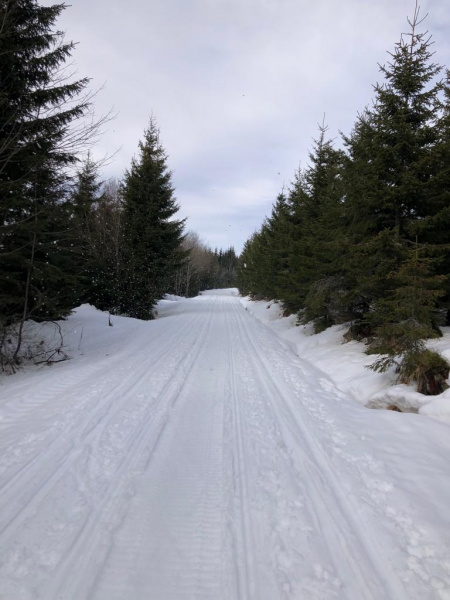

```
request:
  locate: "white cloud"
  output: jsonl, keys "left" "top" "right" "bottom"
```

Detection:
{"left": 42, "top": 0, "right": 450, "bottom": 252}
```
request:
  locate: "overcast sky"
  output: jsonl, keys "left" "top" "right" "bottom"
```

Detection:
{"left": 48, "top": 0, "right": 450, "bottom": 252}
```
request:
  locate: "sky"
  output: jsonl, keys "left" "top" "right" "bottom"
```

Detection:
{"left": 45, "top": 0, "right": 450, "bottom": 253}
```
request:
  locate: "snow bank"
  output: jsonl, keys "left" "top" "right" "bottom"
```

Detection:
{"left": 161, "top": 293, "right": 186, "bottom": 302}
{"left": 240, "top": 297, "right": 450, "bottom": 425}
{"left": 368, "top": 384, "right": 432, "bottom": 412}
{"left": 1, "top": 299, "right": 188, "bottom": 375}
{"left": 419, "top": 390, "right": 450, "bottom": 424}
{"left": 28, "top": 304, "right": 149, "bottom": 361}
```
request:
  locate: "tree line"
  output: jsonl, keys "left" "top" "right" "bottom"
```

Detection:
{"left": 0, "top": 0, "right": 235, "bottom": 369}
{"left": 237, "top": 8, "right": 450, "bottom": 393}
{"left": 173, "top": 234, "right": 238, "bottom": 298}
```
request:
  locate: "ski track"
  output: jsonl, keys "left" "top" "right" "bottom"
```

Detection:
{"left": 0, "top": 309, "right": 208, "bottom": 539}
{"left": 0, "top": 290, "right": 449, "bottom": 600}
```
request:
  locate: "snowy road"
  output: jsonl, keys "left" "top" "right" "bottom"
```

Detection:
{"left": 1, "top": 290, "right": 450, "bottom": 599}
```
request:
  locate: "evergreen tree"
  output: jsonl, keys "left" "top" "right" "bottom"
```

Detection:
{"left": 237, "top": 7, "right": 449, "bottom": 392}
{"left": 366, "top": 243, "right": 448, "bottom": 393}
{"left": 263, "top": 190, "right": 294, "bottom": 303}
{"left": 237, "top": 230, "right": 270, "bottom": 298}
{"left": 121, "top": 118, "right": 185, "bottom": 319}
{"left": 413, "top": 69, "right": 450, "bottom": 319}
{"left": 342, "top": 6, "right": 444, "bottom": 324}
{"left": 70, "top": 153, "right": 105, "bottom": 303}
{"left": 276, "top": 170, "right": 310, "bottom": 312}
{"left": 0, "top": 0, "right": 92, "bottom": 360}
{"left": 88, "top": 179, "right": 125, "bottom": 312}
{"left": 289, "top": 124, "right": 346, "bottom": 327}
{"left": 72, "top": 152, "right": 103, "bottom": 228}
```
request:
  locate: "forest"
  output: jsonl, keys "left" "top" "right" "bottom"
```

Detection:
{"left": 0, "top": 1, "right": 238, "bottom": 369}
{"left": 237, "top": 7, "right": 450, "bottom": 393}
{"left": 1, "top": 0, "right": 449, "bottom": 394}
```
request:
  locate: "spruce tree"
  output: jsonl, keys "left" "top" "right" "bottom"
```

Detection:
{"left": 237, "top": 230, "right": 270, "bottom": 299}
{"left": 0, "top": 0, "right": 92, "bottom": 360}
{"left": 342, "top": 6, "right": 444, "bottom": 325}
{"left": 88, "top": 179, "right": 125, "bottom": 312}
{"left": 366, "top": 244, "right": 448, "bottom": 393}
{"left": 294, "top": 124, "right": 346, "bottom": 328}
{"left": 413, "top": 69, "right": 450, "bottom": 320}
{"left": 264, "top": 191, "right": 295, "bottom": 302}
{"left": 70, "top": 153, "right": 105, "bottom": 303}
{"left": 121, "top": 118, "right": 185, "bottom": 319}
{"left": 72, "top": 153, "right": 103, "bottom": 228}
{"left": 275, "top": 124, "right": 346, "bottom": 323}
{"left": 277, "top": 169, "right": 310, "bottom": 312}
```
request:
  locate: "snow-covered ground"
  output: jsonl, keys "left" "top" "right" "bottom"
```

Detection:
{"left": 240, "top": 297, "right": 450, "bottom": 423}
{"left": 0, "top": 289, "right": 449, "bottom": 599}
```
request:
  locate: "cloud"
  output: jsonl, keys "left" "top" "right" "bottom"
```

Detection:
{"left": 43, "top": 0, "right": 450, "bottom": 252}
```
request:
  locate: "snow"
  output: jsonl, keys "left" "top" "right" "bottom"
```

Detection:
{"left": 419, "top": 390, "right": 450, "bottom": 424}
{"left": 241, "top": 297, "right": 450, "bottom": 423}
{"left": 368, "top": 384, "right": 432, "bottom": 412}
{"left": 241, "top": 298, "right": 396, "bottom": 402}
{"left": 0, "top": 290, "right": 450, "bottom": 599}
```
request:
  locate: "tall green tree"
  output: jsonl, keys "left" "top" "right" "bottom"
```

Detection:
{"left": 70, "top": 153, "right": 106, "bottom": 303}
{"left": 342, "top": 6, "right": 445, "bottom": 324}
{"left": 289, "top": 124, "right": 346, "bottom": 326}
{"left": 237, "top": 229, "right": 271, "bottom": 299}
{"left": 0, "top": 0, "right": 93, "bottom": 360}
{"left": 121, "top": 118, "right": 185, "bottom": 319}
{"left": 87, "top": 179, "right": 125, "bottom": 312}
{"left": 413, "top": 69, "right": 450, "bottom": 320}
{"left": 72, "top": 152, "right": 103, "bottom": 229}
{"left": 366, "top": 243, "right": 448, "bottom": 393}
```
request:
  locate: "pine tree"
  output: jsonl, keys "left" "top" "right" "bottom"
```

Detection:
{"left": 413, "top": 69, "right": 450, "bottom": 320}
{"left": 0, "top": 0, "right": 92, "bottom": 360}
{"left": 342, "top": 6, "right": 444, "bottom": 326}
{"left": 275, "top": 169, "right": 310, "bottom": 312}
{"left": 88, "top": 179, "right": 125, "bottom": 312}
{"left": 366, "top": 243, "right": 448, "bottom": 393}
{"left": 70, "top": 153, "right": 105, "bottom": 303}
{"left": 121, "top": 118, "right": 185, "bottom": 319}
{"left": 276, "top": 124, "right": 346, "bottom": 323}
{"left": 237, "top": 230, "right": 271, "bottom": 299}
{"left": 72, "top": 153, "right": 103, "bottom": 227}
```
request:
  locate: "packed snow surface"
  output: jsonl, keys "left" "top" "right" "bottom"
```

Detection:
{"left": 241, "top": 297, "right": 450, "bottom": 422}
{"left": 0, "top": 289, "right": 449, "bottom": 599}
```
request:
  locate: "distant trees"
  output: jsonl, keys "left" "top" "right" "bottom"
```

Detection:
{"left": 238, "top": 124, "right": 346, "bottom": 326}
{"left": 0, "top": 1, "right": 201, "bottom": 369}
{"left": 82, "top": 178, "right": 125, "bottom": 313}
{"left": 237, "top": 7, "right": 450, "bottom": 392}
{"left": 173, "top": 233, "right": 238, "bottom": 297}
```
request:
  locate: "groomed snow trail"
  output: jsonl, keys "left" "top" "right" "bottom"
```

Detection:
{"left": 1, "top": 290, "right": 449, "bottom": 599}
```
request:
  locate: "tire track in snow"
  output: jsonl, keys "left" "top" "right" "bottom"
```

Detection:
{"left": 0, "top": 317, "right": 164, "bottom": 434}
{"left": 78, "top": 295, "right": 228, "bottom": 600}
{"left": 2, "top": 291, "right": 438, "bottom": 600}
{"left": 0, "top": 310, "right": 199, "bottom": 448}
{"left": 0, "top": 308, "right": 207, "bottom": 542}
{"left": 232, "top": 299, "right": 410, "bottom": 600}
{"left": 224, "top": 302, "right": 258, "bottom": 600}
{"left": 38, "top": 295, "right": 220, "bottom": 600}
{"left": 0, "top": 302, "right": 219, "bottom": 600}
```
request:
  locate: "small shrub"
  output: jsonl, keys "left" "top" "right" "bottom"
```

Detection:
{"left": 344, "top": 322, "right": 375, "bottom": 343}
{"left": 369, "top": 347, "right": 449, "bottom": 395}
{"left": 399, "top": 349, "right": 449, "bottom": 395}
{"left": 313, "top": 318, "right": 332, "bottom": 334}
